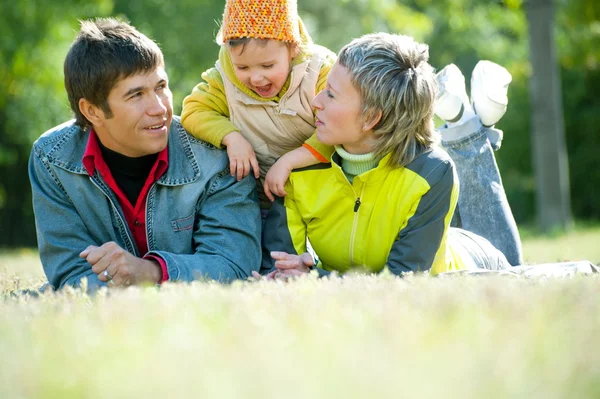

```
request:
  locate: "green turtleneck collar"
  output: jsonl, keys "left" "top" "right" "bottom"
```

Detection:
{"left": 335, "top": 145, "right": 382, "bottom": 183}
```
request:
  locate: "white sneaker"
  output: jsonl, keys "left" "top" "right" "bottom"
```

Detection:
{"left": 470, "top": 60, "right": 512, "bottom": 126}
{"left": 434, "top": 64, "right": 468, "bottom": 122}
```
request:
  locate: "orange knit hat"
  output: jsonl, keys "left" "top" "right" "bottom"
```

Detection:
{"left": 220, "top": 0, "right": 301, "bottom": 44}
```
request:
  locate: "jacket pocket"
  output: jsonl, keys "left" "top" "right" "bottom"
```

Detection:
{"left": 171, "top": 214, "right": 194, "bottom": 232}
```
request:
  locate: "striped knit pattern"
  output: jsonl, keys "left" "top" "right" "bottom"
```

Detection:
{"left": 221, "top": 0, "right": 300, "bottom": 43}
{"left": 334, "top": 145, "right": 382, "bottom": 183}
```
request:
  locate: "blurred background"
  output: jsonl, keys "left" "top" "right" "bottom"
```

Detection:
{"left": 0, "top": 0, "right": 598, "bottom": 248}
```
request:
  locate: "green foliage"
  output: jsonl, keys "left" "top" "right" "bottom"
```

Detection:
{"left": 555, "top": 0, "right": 600, "bottom": 220}
{"left": 111, "top": 0, "right": 225, "bottom": 115}
{"left": 1, "top": 0, "right": 599, "bottom": 246}
{"left": 0, "top": 1, "right": 114, "bottom": 246}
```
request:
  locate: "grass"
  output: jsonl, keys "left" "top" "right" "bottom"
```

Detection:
{"left": 1, "top": 225, "right": 599, "bottom": 398}
{"left": 520, "top": 224, "right": 600, "bottom": 265}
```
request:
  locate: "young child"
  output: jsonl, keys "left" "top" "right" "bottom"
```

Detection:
{"left": 181, "top": 0, "right": 336, "bottom": 209}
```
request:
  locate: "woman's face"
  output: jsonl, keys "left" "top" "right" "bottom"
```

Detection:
{"left": 312, "top": 62, "right": 374, "bottom": 154}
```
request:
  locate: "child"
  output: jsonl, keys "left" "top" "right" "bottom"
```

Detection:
{"left": 181, "top": 0, "right": 336, "bottom": 209}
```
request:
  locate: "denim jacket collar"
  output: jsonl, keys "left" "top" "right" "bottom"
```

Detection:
{"left": 44, "top": 118, "right": 202, "bottom": 186}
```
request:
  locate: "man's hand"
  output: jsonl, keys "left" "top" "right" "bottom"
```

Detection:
{"left": 79, "top": 242, "right": 162, "bottom": 287}
{"left": 222, "top": 131, "right": 260, "bottom": 181}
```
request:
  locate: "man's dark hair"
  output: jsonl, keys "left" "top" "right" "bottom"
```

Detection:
{"left": 64, "top": 18, "right": 164, "bottom": 128}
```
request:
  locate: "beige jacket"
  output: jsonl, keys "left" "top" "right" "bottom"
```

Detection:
{"left": 216, "top": 46, "right": 329, "bottom": 181}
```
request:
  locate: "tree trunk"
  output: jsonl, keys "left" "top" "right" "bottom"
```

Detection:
{"left": 526, "top": 0, "right": 573, "bottom": 232}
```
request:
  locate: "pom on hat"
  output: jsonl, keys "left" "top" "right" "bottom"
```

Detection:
{"left": 221, "top": 0, "right": 301, "bottom": 43}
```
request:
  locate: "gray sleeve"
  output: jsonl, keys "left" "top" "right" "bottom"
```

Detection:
{"left": 386, "top": 160, "right": 456, "bottom": 275}
{"left": 260, "top": 195, "right": 298, "bottom": 274}
{"left": 150, "top": 171, "right": 262, "bottom": 283}
{"left": 312, "top": 262, "right": 332, "bottom": 277}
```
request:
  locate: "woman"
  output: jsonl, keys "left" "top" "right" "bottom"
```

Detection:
{"left": 258, "top": 32, "right": 592, "bottom": 278}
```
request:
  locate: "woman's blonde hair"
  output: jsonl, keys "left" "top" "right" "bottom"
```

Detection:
{"left": 337, "top": 32, "right": 439, "bottom": 167}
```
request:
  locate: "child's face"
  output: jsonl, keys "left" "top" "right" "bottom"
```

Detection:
{"left": 229, "top": 39, "right": 297, "bottom": 98}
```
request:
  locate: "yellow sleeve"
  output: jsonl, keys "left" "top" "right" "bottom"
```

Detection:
{"left": 315, "top": 48, "right": 337, "bottom": 93}
{"left": 180, "top": 67, "right": 239, "bottom": 148}
{"left": 283, "top": 182, "right": 308, "bottom": 255}
{"left": 303, "top": 134, "right": 334, "bottom": 163}
{"left": 302, "top": 51, "right": 337, "bottom": 162}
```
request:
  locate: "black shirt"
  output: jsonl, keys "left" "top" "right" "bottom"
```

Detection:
{"left": 98, "top": 141, "right": 158, "bottom": 206}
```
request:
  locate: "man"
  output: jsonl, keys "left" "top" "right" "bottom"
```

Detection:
{"left": 28, "top": 18, "right": 261, "bottom": 291}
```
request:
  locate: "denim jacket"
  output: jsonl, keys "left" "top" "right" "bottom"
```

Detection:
{"left": 28, "top": 117, "right": 261, "bottom": 290}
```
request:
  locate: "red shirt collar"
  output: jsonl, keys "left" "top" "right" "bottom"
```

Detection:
{"left": 82, "top": 129, "right": 168, "bottom": 180}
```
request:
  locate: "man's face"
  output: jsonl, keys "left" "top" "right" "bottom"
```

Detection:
{"left": 93, "top": 67, "right": 173, "bottom": 157}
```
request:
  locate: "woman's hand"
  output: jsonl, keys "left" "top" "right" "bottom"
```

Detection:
{"left": 222, "top": 131, "right": 260, "bottom": 181}
{"left": 251, "top": 269, "right": 305, "bottom": 281}
{"left": 250, "top": 251, "right": 315, "bottom": 281}
{"left": 271, "top": 251, "right": 315, "bottom": 273}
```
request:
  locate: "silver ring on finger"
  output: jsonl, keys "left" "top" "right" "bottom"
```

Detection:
{"left": 103, "top": 269, "right": 113, "bottom": 281}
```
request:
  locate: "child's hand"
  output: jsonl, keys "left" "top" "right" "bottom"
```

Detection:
{"left": 264, "top": 158, "right": 292, "bottom": 202}
{"left": 264, "top": 146, "right": 322, "bottom": 201}
{"left": 222, "top": 131, "right": 260, "bottom": 181}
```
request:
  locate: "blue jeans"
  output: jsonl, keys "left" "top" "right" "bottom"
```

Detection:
{"left": 441, "top": 123, "right": 597, "bottom": 275}
{"left": 440, "top": 116, "right": 523, "bottom": 268}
